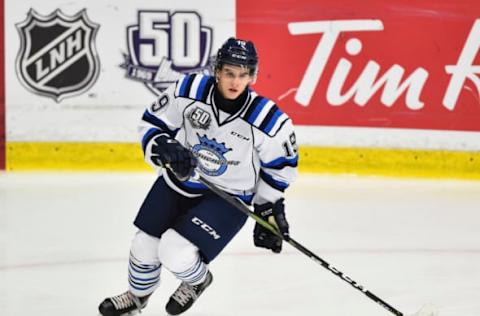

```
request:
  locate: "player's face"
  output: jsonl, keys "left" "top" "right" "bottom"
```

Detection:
{"left": 216, "top": 64, "right": 255, "bottom": 100}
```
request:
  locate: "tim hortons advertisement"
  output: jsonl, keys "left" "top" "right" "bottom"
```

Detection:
{"left": 237, "top": 0, "right": 480, "bottom": 132}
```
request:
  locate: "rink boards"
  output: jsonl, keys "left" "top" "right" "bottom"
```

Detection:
{"left": 6, "top": 142, "right": 480, "bottom": 180}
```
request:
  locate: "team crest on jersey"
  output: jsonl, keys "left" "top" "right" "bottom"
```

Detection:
{"left": 122, "top": 10, "right": 214, "bottom": 96}
{"left": 15, "top": 9, "right": 100, "bottom": 102}
{"left": 192, "top": 134, "right": 237, "bottom": 176}
{"left": 187, "top": 107, "right": 211, "bottom": 130}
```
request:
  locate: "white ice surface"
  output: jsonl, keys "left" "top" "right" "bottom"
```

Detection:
{"left": 1, "top": 172, "right": 479, "bottom": 316}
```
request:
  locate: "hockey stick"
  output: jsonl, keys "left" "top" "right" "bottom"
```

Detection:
{"left": 197, "top": 175, "right": 437, "bottom": 316}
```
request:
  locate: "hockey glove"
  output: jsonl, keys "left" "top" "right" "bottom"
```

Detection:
{"left": 253, "top": 198, "right": 290, "bottom": 253}
{"left": 150, "top": 135, "right": 197, "bottom": 181}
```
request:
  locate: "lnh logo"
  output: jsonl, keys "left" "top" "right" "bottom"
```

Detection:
{"left": 288, "top": 19, "right": 480, "bottom": 111}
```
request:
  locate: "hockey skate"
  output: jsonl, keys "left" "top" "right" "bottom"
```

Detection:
{"left": 98, "top": 291, "right": 149, "bottom": 316}
{"left": 165, "top": 271, "right": 213, "bottom": 315}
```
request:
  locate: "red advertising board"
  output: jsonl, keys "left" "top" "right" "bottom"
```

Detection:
{"left": 0, "top": 0, "right": 4, "bottom": 170}
{"left": 237, "top": 0, "right": 480, "bottom": 131}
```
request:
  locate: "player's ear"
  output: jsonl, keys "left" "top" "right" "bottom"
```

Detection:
{"left": 214, "top": 68, "right": 221, "bottom": 83}
{"left": 249, "top": 75, "right": 257, "bottom": 85}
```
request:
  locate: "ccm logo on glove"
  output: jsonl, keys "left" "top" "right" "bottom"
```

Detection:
{"left": 253, "top": 198, "right": 289, "bottom": 253}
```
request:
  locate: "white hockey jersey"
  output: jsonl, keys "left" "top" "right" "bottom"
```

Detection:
{"left": 138, "top": 74, "right": 298, "bottom": 204}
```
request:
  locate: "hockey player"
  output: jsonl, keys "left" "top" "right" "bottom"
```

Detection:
{"left": 98, "top": 37, "right": 298, "bottom": 315}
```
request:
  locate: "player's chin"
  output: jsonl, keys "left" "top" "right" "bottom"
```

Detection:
{"left": 226, "top": 91, "right": 240, "bottom": 100}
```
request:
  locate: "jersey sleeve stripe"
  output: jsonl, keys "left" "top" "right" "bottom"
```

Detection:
{"left": 243, "top": 96, "right": 262, "bottom": 121}
{"left": 264, "top": 108, "right": 285, "bottom": 134}
{"left": 268, "top": 113, "right": 289, "bottom": 136}
{"left": 189, "top": 75, "right": 202, "bottom": 99}
{"left": 177, "top": 74, "right": 214, "bottom": 103}
{"left": 247, "top": 97, "right": 269, "bottom": 124}
{"left": 200, "top": 77, "right": 215, "bottom": 103}
{"left": 258, "top": 105, "right": 278, "bottom": 131}
{"left": 261, "top": 155, "right": 299, "bottom": 169}
{"left": 178, "top": 74, "right": 196, "bottom": 97}
{"left": 242, "top": 96, "right": 290, "bottom": 136}
{"left": 259, "top": 170, "right": 289, "bottom": 192}
{"left": 142, "top": 110, "right": 179, "bottom": 137}
{"left": 251, "top": 99, "right": 275, "bottom": 126}
{"left": 258, "top": 104, "right": 285, "bottom": 134}
{"left": 195, "top": 75, "right": 210, "bottom": 100}
{"left": 141, "top": 127, "right": 163, "bottom": 152}
{"left": 181, "top": 179, "right": 209, "bottom": 190}
{"left": 166, "top": 169, "right": 210, "bottom": 194}
{"left": 234, "top": 193, "right": 254, "bottom": 205}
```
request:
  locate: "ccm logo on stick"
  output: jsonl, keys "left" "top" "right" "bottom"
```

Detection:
{"left": 191, "top": 217, "right": 221, "bottom": 240}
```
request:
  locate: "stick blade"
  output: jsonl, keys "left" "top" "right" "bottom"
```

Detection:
{"left": 412, "top": 304, "right": 439, "bottom": 316}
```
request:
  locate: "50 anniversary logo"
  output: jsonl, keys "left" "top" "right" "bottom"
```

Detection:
{"left": 122, "top": 10, "right": 214, "bottom": 96}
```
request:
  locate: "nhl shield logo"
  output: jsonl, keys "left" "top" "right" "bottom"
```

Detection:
{"left": 16, "top": 9, "right": 100, "bottom": 102}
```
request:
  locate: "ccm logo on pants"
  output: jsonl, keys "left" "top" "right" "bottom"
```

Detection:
{"left": 191, "top": 217, "right": 221, "bottom": 240}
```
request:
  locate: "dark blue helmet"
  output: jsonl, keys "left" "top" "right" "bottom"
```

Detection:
{"left": 215, "top": 37, "right": 258, "bottom": 75}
